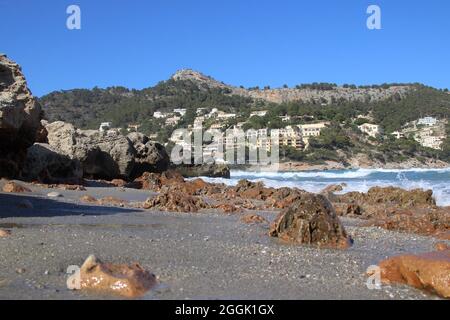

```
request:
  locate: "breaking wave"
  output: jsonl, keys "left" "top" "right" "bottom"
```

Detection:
{"left": 199, "top": 168, "right": 450, "bottom": 206}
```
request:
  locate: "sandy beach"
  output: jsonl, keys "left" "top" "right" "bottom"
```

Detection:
{"left": 0, "top": 181, "right": 446, "bottom": 300}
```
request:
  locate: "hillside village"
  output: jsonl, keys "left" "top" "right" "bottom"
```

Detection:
{"left": 97, "top": 104, "right": 448, "bottom": 166}
{"left": 40, "top": 69, "right": 450, "bottom": 167}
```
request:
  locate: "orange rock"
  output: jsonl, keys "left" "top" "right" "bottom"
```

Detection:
{"left": 110, "top": 179, "right": 127, "bottom": 187}
{"left": 269, "top": 193, "right": 352, "bottom": 249}
{"left": 70, "top": 255, "right": 157, "bottom": 298}
{"left": 241, "top": 214, "right": 267, "bottom": 224}
{"left": 435, "top": 242, "right": 449, "bottom": 251}
{"left": 79, "top": 195, "right": 98, "bottom": 204}
{"left": 0, "top": 229, "right": 11, "bottom": 238}
{"left": 2, "top": 181, "right": 31, "bottom": 193}
{"left": 99, "top": 197, "right": 128, "bottom": 207}
{"left": 437, "top": 231, "right": 450, "bottom": 240}
{"left": 214, "top": 203, "right": 241, "bottom": 213}
{"left": 377, "top": 250, "right": 450, "bottom": 298}
{"left": 143, "top": 192, "right": 208, "bottom": 212}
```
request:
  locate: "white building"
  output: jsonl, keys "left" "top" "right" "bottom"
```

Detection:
{"left": 279, "top": 115, "right": 291, "bottom": 122}
{"left": 217, "top": 111, "right": 236, "bottom": 120}
{"left": 165, "top": 116, "right": 181, "bottom": 126}
{"left": 193, "top": 116, "right": 204, "bottom": 129}
{"left": 154, "top": 111, "right": 169, "bottom": 119}
{"left": 391, "top": 131, "right": 405, "bottom": 139}
{"left": 99, "top": 122, "right": 112, "bottom": 132}
{"left": 358, "top": 123, "right": 383, "bottom": 138}
{"left": 210, "top": 123, "right": 225, "bottom": 130}
{"left": 417, "top": 117, "right": 437, "bottom": 126}
{"left": 250, "top": 110, "right": 268, "bottom": 117}
{"left": 299, "top": 122, "right": 329, "bottom": 137}
{"left": 417, "top": 136, "right": 445, "bottom": 150}
{"left": 173, "top": 108, "right": 187, "bottom": 117}
{"left": 196, "top": 108, "right": 207, "bottom": 115}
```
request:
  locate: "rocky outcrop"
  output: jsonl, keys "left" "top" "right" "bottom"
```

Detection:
{"left": 174, "top": 163, "right": 230, "bottom": 178}
{"left": 172, "top": 69, "right": 412, "bottom": 104}
{"left": 374, "top": 249, "right": 450, "bottom": 298}
{"left": 68, "top": 255, "right": 157, "bottom": 298}
{"left": 2, "top": 181, "right": 31, "bottom": 193}
{"left": 334, "top": 187, "right": 435, "bottom": 210}
{"left": 143, "top": 192, "right": 209, "bottom": 212}
{"left": 127, "top": 132, "right": 169, "bottom": 176}
{"left": 42, "top": 121, "right": 169, "bottom": 180}
{"left": 22, "top": 143, "right": 83, "bottom": 183}
{"left": 269, "top": 193, "right": 352, "bottom": 248}
{"left": 331, "top": 187, "right": 449, "bottom": 237}
{"left": 0, "top": 54, "right": 44, "bottom": 178}
{"left": 241, "top": 214, "right": 267, "bottom": 224}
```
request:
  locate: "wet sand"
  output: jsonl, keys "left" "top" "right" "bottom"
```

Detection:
{"left": 0, "top": 182, "right": 447, "bottom": 300}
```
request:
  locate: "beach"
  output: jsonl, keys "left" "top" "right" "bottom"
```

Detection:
{"left": 0, "top": 180, "right": 447, "bottom": 300}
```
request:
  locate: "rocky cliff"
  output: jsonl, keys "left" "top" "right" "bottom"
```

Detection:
{"left": 172, "top": 69, "right": 412, "bottom": 104}
{"left": 0, "top": 54, "right": 43, "bottom": 178}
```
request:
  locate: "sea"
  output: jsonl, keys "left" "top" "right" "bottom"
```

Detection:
{"left": 200, "top": 168, "right": 450, "bottom": 206}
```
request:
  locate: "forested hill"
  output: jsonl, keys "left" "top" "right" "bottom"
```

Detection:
{"left": 39, "top": 70, "right": 450, "bottom": 135}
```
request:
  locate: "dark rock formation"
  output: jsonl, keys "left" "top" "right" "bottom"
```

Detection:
{"left": 42, "top": 121, "right": 169, "bottom": 180}
{"left": 174, "top": 163, "right": 230, "bottom": 178}
{"left": 23, "top": 143, "right": 83, "bottom": 183}
{"left": 269, "top": 193, "right": 352, "bottom": 248}
{"left": 0, "top": 54, "right": 44, "bottom": 178}
{"left": 128, "top": 132, "right": 169, "bottom": 177}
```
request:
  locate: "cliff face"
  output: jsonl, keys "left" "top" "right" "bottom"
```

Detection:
{"left": 0, "top": 54, "right": 44, "bottom": 178}
{"left": 172, "top": 69, "right": 412, "bottom": 104}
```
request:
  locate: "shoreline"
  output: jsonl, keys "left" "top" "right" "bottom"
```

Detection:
{"left": 0, "top": 181, "right": 447, "bottom": 300}
{"left": 235, "top": 161, "right": 450, "bottom": 172}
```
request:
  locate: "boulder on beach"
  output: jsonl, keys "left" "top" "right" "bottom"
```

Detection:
{"left": 127, "top": 132, "right": 169, "bottom": 176}
{"left": 22, "top": 143, "right": 83, "bottom": 183}
{"left": 2, "top": 181, "right": 31, "bottom": 193}
{"left": 0, "top": 229, "right": 11, "bottom": 237}
{"left": 143, "top": 191, "right": 209, "bottom": 212}
{"left": 269, "top": 193, "right": 352, "bottom": 249}
{"left": 335, "top": 186, "right": 436, "bottom": 209}
{"left": 43, "top": 121, "right": 169, "bottom": 180}
{"left": 174, "top": 163, "right": 230, "bottom": 178}
{"left": 68, "top": 255, "right": 157, "bottom": 298}
{"left": 0, "top": 54, "right": 44, "bottom": 178}
{"left": 374, "top": 249, "right": 450, "bottom": 298}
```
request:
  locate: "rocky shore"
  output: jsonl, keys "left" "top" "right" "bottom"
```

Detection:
{"left": 1, "top": 55, "right": 449, "bottom": 300}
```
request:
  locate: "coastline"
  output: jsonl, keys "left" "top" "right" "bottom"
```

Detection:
{"left": 241, "top": 159, "right": 450, "bottom": 172}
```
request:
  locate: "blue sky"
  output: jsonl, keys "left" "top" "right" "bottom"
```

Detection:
{"left": 1, "top": 0, "right": 449, "bottom": 96}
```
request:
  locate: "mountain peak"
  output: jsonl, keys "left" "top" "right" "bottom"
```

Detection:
{"left": 171, "top": 69, "right": 227, "bottom": 88}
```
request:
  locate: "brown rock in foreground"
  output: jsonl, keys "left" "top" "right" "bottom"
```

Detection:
{"left": 365, "top": 207, "right": 449, "bottom": 238}
{"left": 143, "top": 192, "right": 209, "bottom": 212}
{"left": 269, "top": 193, "right": 352, "bottom": 249}
{"left": 0, "top": 229, "right": 11, "bottom": 238}
{"left": 241, "top": 214, "right": 267, "bottom": 224}
{"left": 79, "top": 195, "right": 98, "bottom": 204}
{"left": 2, "top": 181, "right": 31, "bottom": 193}
{"left": 376, "top": 250, "right": 450, "bottom": 298}
{"left": 69, "top": 255, "right": 157, "bottom": 298}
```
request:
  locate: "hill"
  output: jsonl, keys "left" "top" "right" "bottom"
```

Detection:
{"left": 38, "top": 70, "right": 450, "bottom": 165}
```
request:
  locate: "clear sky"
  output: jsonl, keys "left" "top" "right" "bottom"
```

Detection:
{"left": 1, "top": 0, "right": 449, "bottom": 96}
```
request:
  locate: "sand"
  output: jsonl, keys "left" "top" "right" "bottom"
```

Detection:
{"left": 0, "top": 181, "right": 447, "bottom": 300}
